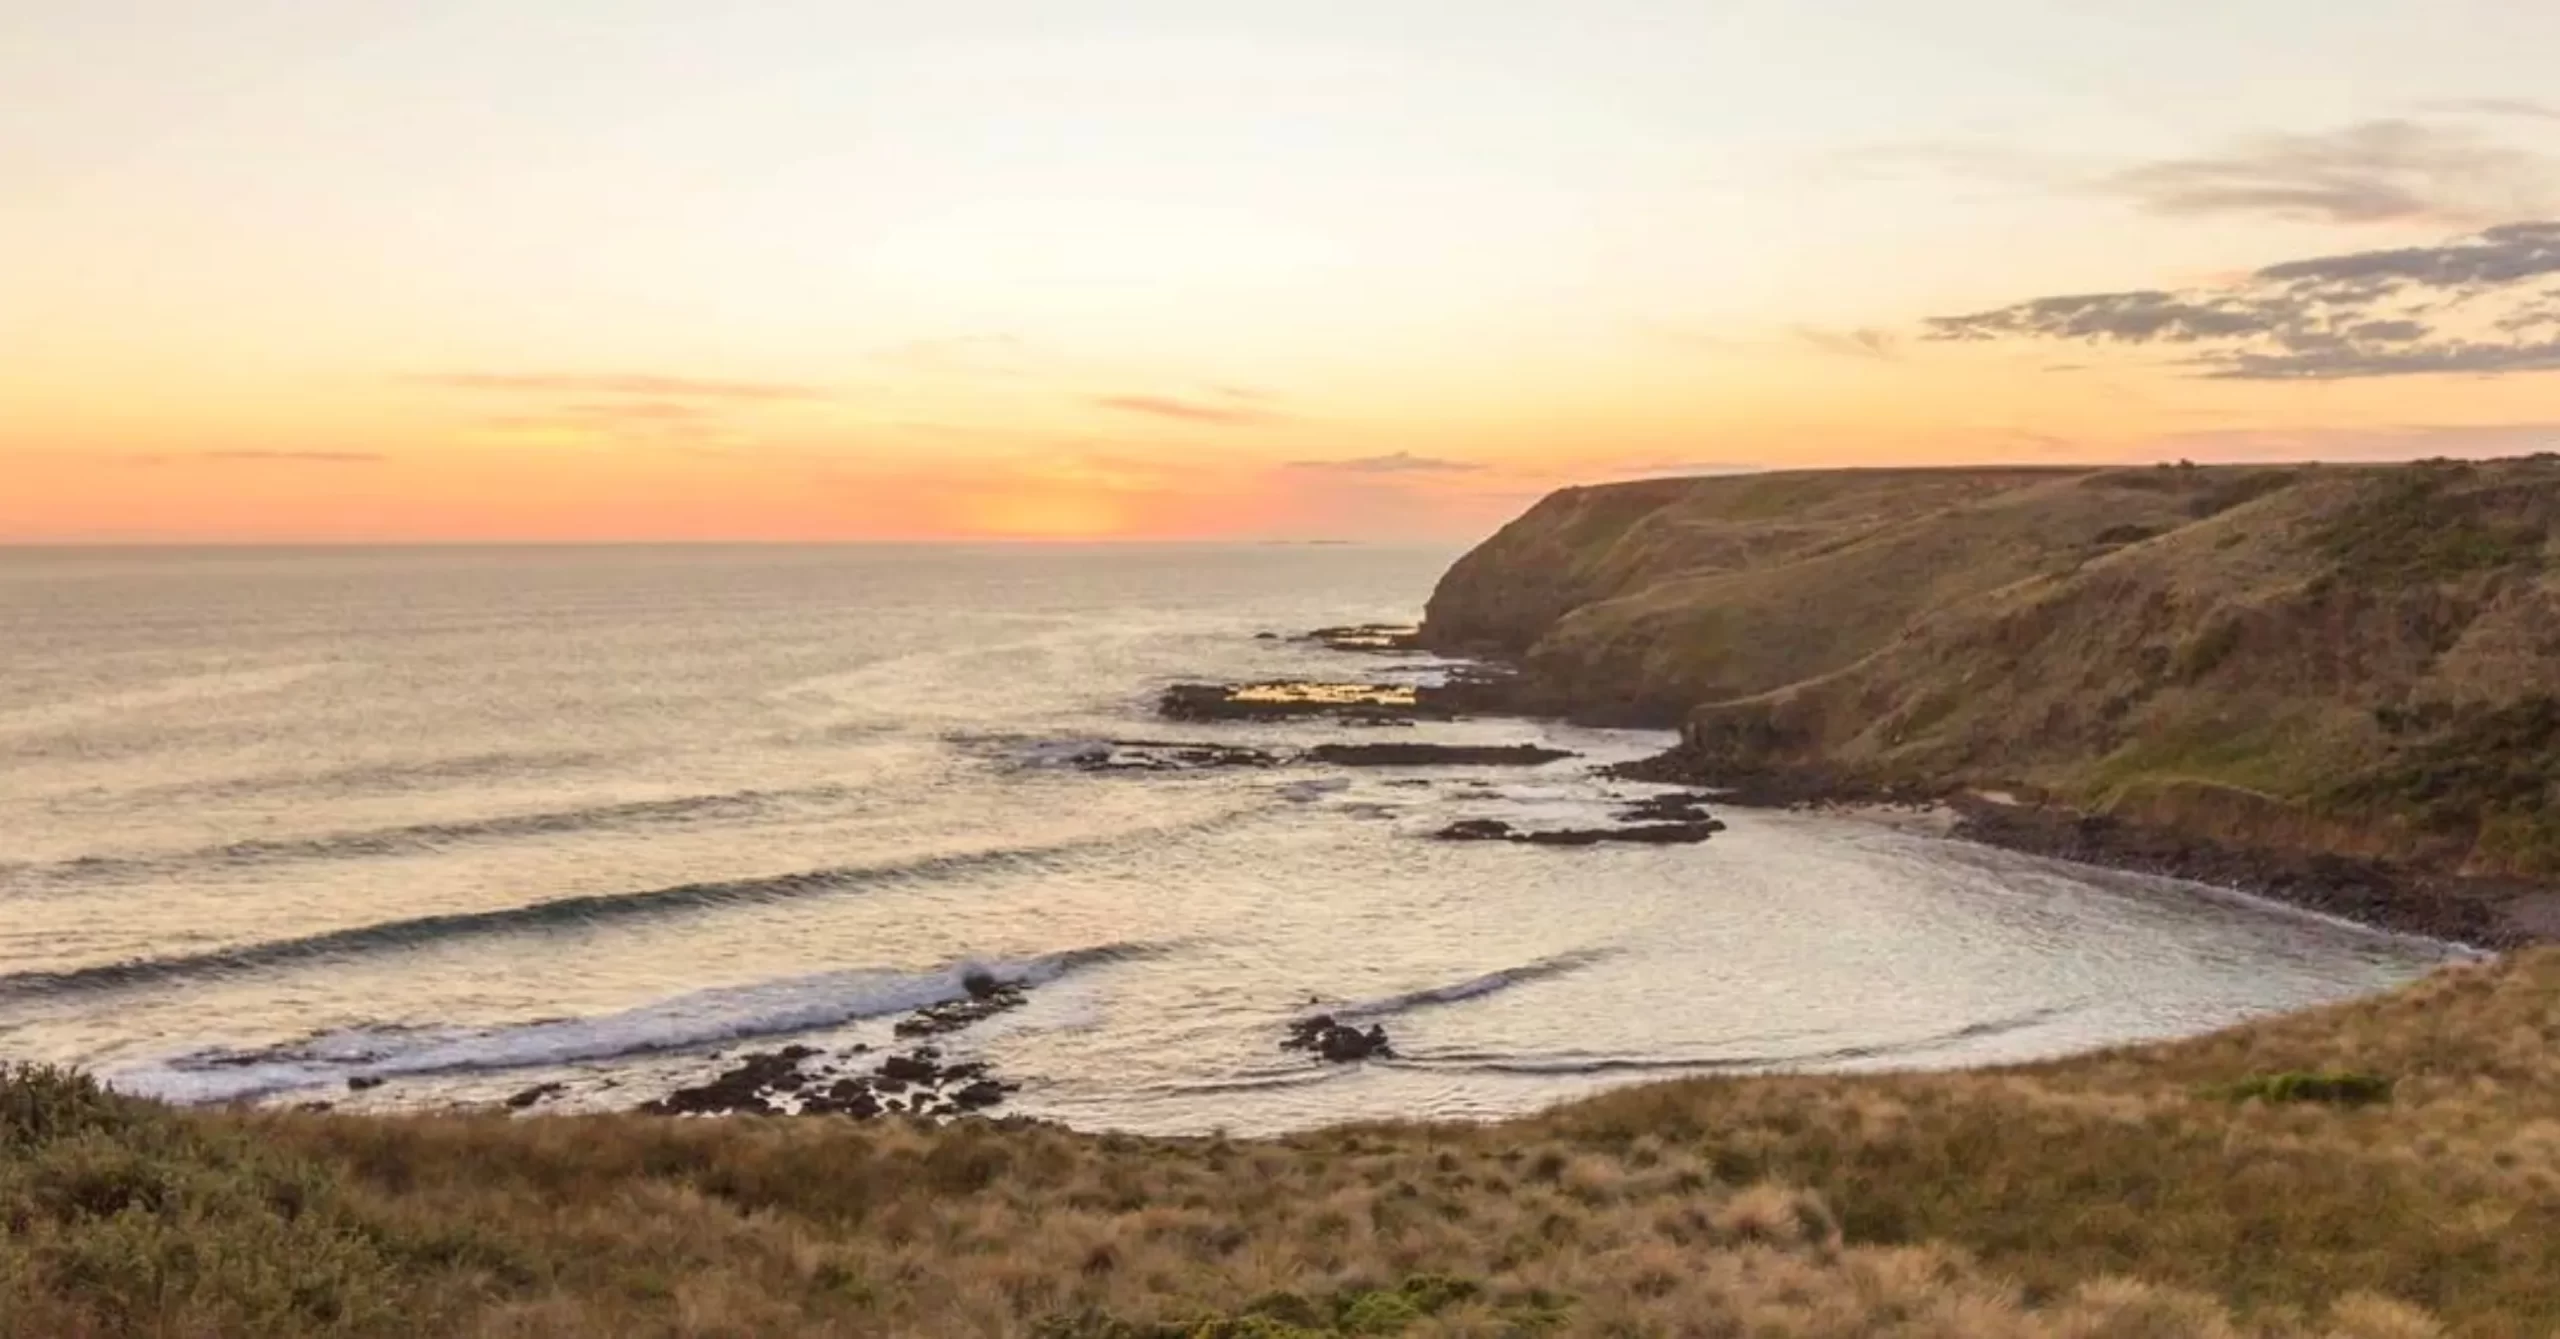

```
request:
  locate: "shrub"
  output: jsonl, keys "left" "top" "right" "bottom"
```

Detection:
{"left": 2220, "top": 1071, "right": 2394, "bottom": 1107}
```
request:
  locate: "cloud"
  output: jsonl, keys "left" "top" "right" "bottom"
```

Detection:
{"left": 110, "top": 449, "right": 387, "bottom": 466}
{"left": 2420, "top": 98, "right": 2560, "bottom": 123}
{"left": 202, "top": 449, "right": 386, "bottom": 463}
{"left": 412, "top": 373, "right": 826, "bottom": 401}
{"left": 1092, "top": 394, "right": 1284, "bottom": 426}
{"left": 1284, "top": 452, "right": 1485, "bottom": 474}
{"left": 1923, "top": 220, "right": 2560, "bottom": 379}
{"left": 2098, "top": 119, "right": 2554, "bottom": 225}
{"left": 2143, "top": 421, "right": 2560, "bottom": 463}
{"left": 1793, "top": 326, "right": 1902, "bottom": 361}
{"left": 1598, "top": 460, "right": 1763, "bottom": 481}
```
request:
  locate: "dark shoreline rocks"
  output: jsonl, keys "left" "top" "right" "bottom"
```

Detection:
{"left": 1433, "top": 791, "right": 1729, "bottom": 847}
{"left": 1062, "top": 739, "right": 1578, "bottom": 773}
{"left": 1303, "top": 743, "right": 1574, "bottom": 768}
{"left": 1434, "top": 816, "right": 1726, "bottom": 847}
{"left": 639, "top": 1044, "right": 1018, "bottom": 1119}
{"left": 1944, "top": 793, "right": 2542, "bottom": 949}
{"left": 1605, "top": 745, "right": 2548, "bottom": 947}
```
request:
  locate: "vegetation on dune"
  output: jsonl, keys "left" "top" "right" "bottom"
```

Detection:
{"left": 8, "top": 949, "right": 2560, "bottom": 1336}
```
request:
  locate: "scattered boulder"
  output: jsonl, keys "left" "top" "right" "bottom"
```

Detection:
{"left": 504, "top": 1081, "right": 566, "bottom": 1111}
{"left": 1283, "top": 1014, "right": 1395, "bottom": 1063}
{"left": 345, "top": 1074, "right": 385, "bottom": 1092}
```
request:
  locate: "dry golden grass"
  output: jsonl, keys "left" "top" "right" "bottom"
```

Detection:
{"left": 8, "top": 948, "right": 2560, "bottom": 1337}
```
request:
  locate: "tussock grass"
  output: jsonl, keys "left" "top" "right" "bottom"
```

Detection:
{"left": 7, "top": 950, "right": 2560, "bottom": 1335}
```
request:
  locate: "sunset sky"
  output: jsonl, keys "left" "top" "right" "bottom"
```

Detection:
{"left": 7, "top": 1, "right": 2560, "bottom": 541}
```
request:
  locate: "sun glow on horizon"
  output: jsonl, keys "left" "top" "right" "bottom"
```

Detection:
{"left": 7, "top": 3, "right": 2560, "bottom": 541}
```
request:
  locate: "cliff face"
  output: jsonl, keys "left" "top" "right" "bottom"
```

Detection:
{"left": 1423, "top": 459, "right": 2560, "bottom": 878}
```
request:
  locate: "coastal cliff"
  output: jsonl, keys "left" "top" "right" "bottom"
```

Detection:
{"left": 1424, "top": 459, "right": 2560, "bottom": 934}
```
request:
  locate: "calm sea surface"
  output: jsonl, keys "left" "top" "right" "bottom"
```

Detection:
{"left": 0, "top": 545, "right": 2461, "bottom": 1132}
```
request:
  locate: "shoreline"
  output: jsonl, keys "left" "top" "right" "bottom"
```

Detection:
{"left": 1599, "top": 747, "right": 2554, "bottom": 950}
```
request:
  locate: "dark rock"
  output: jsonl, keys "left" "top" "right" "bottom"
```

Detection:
{"left": 641, "top": 1049, "right": 805, "bottom": 1116}
{"left": 505, "top": 1081, "right": 566, "bottom": 1111}
{"left": 1433, "top": 816, "right": 1724, "bottom": 846}
{"left": 896, "top": 983, "right": 1026, "bottom": 1037}
{"left": 877, "top": 1052, "right": 941, "bottom": 1084}
{"left": 1067, "top": 740, "right": 1287, "bottom": 772}
{"left": 345, "top": 1075, "right": 385, "bottom": 1092}
{"left": 1282, "top": 1014, "right": 1394, "bottom": 1063}
{"left": 1303, "top": 743, "right": 1575, "bottom": 767}
{"left": 950, "top": 1079, "right": 1009, "bottom": 1110}
{"left": 1616, "top": 791, "right": 1720, "bottom": 824}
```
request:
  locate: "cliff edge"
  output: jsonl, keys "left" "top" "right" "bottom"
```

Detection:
{"left": 1423, "top": 458, "right": 2560, "bottom": 930}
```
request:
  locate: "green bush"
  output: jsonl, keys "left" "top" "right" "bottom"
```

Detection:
{"left": 2220, "top": 1071, "right": 2394, "bottom": 1107}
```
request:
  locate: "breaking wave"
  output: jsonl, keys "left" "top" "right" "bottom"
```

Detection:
{"left": 0, "top": 786, "right": 855, "bottom": 890}
{"left": 0, "top": 828, "right": 1193, "bottom": 1000}
{"left": 108, "top": 944, "right": 1152, "bottom": 1105}
{"left": 1324, "top": 949, "right": 1615, "bottom": 1022}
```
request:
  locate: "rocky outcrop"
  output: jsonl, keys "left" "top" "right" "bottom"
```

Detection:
{"left": 1432, "top": 794, "right": 1728, "bottom": 846}
{"left": 1421, "top": 459, "right": 2560, "bottom": 935}
{"left": 640, "top": 1044, "right": 1017, "bottom": 1119}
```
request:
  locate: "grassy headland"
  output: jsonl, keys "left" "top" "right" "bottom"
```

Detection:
{"left": 6, "top": 949, "right": 2559, "bottom": 1336}
{"left": 1423, "top": 457, "right": 2560, "bottom": 940}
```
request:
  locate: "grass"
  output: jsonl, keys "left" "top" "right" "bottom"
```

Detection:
{"left": 2309, "top": 466, "right": 2549, "bottom": 585}
{"left": 7, "top": 949, "right": 2560, "bottom": 1336}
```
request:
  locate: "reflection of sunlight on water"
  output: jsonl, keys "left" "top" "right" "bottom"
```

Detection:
{"left": 0, "top": 545, "right": 2470, "bottom": 1137}
{"left": 1230, "top": 682, "right": 1416, "bottom": 706}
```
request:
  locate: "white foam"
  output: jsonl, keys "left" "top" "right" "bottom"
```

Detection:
{"left": 1328, "top": 950, "right": 1612, "bottom": 1021}
{"left": 107, "top": 946, "right": 1129, "bottom": 1105}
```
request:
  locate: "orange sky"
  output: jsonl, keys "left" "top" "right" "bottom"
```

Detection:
{"left": 8, "top": 4, "right": 2560, "bottom": 542}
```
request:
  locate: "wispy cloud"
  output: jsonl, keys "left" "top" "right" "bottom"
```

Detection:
{"left": 2098, "top": 119, "right": 2554, "bottom": 226}
{"left": 412, "top": 373, "right": 827, "bottom": 401}
{"left": 2420, "top": 98, "right": 2560, "bottom": 123}
{"left": 2143, "top": 421, "right": 2560, "bottom": 462}
{"left": 113, "top": 449, "right": 388, "bottom": 466}
{"left": 1093, "top": 394, "right": 1285, "bottom": 427}
{"left": 1924, "top": 220, "right": 2560, "bottom": 379}
{"left": 202, "top": 449, "right": 386, "bottom": 463}
{"left": 1595, "top": 459, "right": 1763, "bottom": 481}
{"left": 1836, "top": 119, "right": 2555, "bottom": 228}
{"left": 1285, "top": 452, "right": 1484, "bottom": 474}
{"left": 1794, "top": 326, "right": 1902, "bottom": 361}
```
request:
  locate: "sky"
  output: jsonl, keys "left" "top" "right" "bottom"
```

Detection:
{"left": 6, "top": 1, "right": 2560, "bottom": 542}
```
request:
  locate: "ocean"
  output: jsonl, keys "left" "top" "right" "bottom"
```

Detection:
{"left": 0, "top": 544, "right": 2460, "bottom": 1133}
